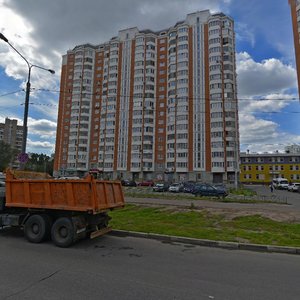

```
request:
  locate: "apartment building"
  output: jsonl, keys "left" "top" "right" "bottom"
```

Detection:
{"left": 240, "top": 152, "right": 300, "bottom": 184}
{"left": 285, "top": 144, "right": 300, "bottom": 153}
{"left": 289, "top": 0, "right": 300, "bottom": 97}
{"left": 0, "top": 118, "right": 23, "bottom": 152}
{"left": 54, "top": 10, "right": 239, "bottom": 183}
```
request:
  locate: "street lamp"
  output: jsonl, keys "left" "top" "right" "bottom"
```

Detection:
{"left": 0, "top": 32, "right": 55, "bottom": 155}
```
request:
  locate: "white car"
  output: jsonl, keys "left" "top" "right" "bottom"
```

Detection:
{"left": 168, "top": 183, "right": 184, "bottom": 193}
{"left": 272, "top": 178, "right": 289, "bottom": 190}
{"left": 287, "top": 183, "right": 300, "bottom": 192}
{"left": 0, "top": 181, "right": 5, "bottom": 198}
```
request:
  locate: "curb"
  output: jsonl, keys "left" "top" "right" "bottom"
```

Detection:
{"left": 110, "top": 230, "right": 300, "bottom": 255}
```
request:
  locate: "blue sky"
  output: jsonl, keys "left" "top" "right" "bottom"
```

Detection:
{"left": 0, "top": 0, "right": 299, "bottom": 155}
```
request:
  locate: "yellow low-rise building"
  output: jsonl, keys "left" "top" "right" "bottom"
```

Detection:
{"left": 240, "top": 152, "right": 300, "bottom": 184}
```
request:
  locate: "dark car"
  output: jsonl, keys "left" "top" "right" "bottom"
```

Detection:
{"left": 0, "top": 181, "right": 5, "bottom": 211}
{"left": 153, "top": 183, "right": 169, "bottom": 192}
{"left": 121, "top": 180, "right": 137, "bottom": 187}
{"left": 137, "top": 180, "right": 155, "bottom": 187}
{"left": 192, "top": 183, "right": 228, "bottom": 198}
{"left": 213, "top": 183, "right": 227, "bottom": 193}
{"left": 183, "top": 181, "right": 196, "bottom": 193}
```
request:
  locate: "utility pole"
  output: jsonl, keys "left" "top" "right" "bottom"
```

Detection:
{"left": 0, "top": 33, "right": 55, "bottom": 156}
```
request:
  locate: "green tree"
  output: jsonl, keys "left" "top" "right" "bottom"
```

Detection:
{"left": 24, "top": 153, "right": 54, "bottom": 175}
{"left": 0, "top": 141, "right": 18, "bottom": 171}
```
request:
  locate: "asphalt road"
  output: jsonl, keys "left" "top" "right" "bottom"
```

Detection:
{"left": 245, "top": 185, "right": 300, "bottom": 208}
{"left": 0, "top": 228, "right": 299, "bottom": 300}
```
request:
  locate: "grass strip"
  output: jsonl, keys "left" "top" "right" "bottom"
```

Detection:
{"left": 125, "top": 191, "right": 280, "bottom": 204}
{"left": 110, "top": 204, "right": 300, "bottom": 247}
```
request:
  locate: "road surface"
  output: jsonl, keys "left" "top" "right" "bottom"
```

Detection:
{"left": 245, "top": 184, "right": 300, "bottom": 208}
{"left": 0, "top": 228, "right": 299, "bottom": 300}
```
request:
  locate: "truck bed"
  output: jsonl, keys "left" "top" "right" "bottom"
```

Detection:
{"left": 5, "top": 170, "right": 125, "bottom": 213}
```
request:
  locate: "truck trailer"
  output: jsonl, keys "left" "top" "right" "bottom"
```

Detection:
{"left": 0, "top": 169, "right": 125, "bottom": 247}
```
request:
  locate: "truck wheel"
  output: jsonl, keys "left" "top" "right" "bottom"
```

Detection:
{"left": 51, "top": 217, "right": 76, "bottom": 248}
{"left": 24, "top": 214, "right": 48, "bottom": 243}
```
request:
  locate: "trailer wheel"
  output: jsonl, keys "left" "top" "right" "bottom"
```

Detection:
{"left": 24, "top": 214, "right": 48, "bottom": 243}
{"left": 51, "top": 217, "right": 76, "bottom": 248}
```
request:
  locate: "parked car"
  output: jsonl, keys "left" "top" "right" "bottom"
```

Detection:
{"left": 287, "top": 183, "right": 300, "bottom": 192}
{"left": 57, "top": 176, "right": 80, "bottom": 180}
{"left": 0, "top": 172, "right": 5, "bottom": 181}
{"left": 213, "top": 183, "right": 228, "bottom": 193}
{"left": 0, "top": 181, "right": 5, "bottom": 198}
{"left": 121, "top": 180, "right": 137, "bottom": 187}
{"left": 0, "top": 181, "right": 5, "bottom": 211}
{"left": 192, "top": 183, "right": 228, "bottom": 198}
{"left": 183, "top": 181, "right": 196, "bottom": 193}
{"left": 272, "top": 178, "right": 289, "bottom": 190}
{"left": 168, "top": 183, "right": 184, "bottom": 193}
{"left": 153, "top": 183, "right": 169, "bottom": 192}
{"left": 137, "top": 180, "right": 155, "bottom": 187}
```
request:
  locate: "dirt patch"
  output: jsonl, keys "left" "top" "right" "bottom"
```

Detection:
{"left": 204, "top": 207, "right": 300, "bottom": 223}
{"left": 130, "top": 202, "right": 300, "bottom": 223}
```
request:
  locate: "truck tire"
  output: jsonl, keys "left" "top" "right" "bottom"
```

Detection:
{"left": 51, "top": 217, "right": 76, "bottom": 248}
{"left": 24, "top": 214, "right": 49, "bottom": 243}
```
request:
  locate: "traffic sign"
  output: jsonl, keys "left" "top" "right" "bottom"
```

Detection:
{"left": 18, "top": 153, "right": 29, "bottom": 163}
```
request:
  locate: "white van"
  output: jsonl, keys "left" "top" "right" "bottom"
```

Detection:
{"left": 272, "top": 178, "right": 289, "bottom": 190}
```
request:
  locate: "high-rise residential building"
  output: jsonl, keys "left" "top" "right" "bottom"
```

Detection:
{"left": 54, "top": 10, "right": 239, "bottom": 183}
{"left": 289, "top": 0, "right": 300, "bottom": 97}
{"left": 0, "top": 118, "right": 23, "bottom": 152}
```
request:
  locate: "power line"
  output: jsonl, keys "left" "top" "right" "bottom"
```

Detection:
{"left": 0, "top": 89, "right": 24, "bottom": 97}
{"left": 2, "top": 102, "right": 300, "bottom": 114}
{"left": 35, "top": 88, "right": 300, "bottom": 102}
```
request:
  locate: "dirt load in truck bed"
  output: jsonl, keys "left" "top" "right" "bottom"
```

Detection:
{"left": 5, "top": 169, "right": 125, "bottom": 213}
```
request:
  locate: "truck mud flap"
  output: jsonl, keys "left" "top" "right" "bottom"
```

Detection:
{"left": 90, "top": 226, "right": 112, "bottom": 239}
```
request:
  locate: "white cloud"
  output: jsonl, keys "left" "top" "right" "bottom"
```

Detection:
{"left": 27, "top": 138, "right": 55, "bottom": 153}
{"left": 26, "top": 118, "right": 57, "bottom": 154}
{"left": 235, "top": 23, "right": 255, "bottom": 47}
{"left": 237, "top": 52, "right": 297, "bottom": 97}
{"left": 27, "top": 117, "right": 57, "bottom": 139}
{"left": 239, "top": 113, "right": 300, "bottom": 153}
{"left": 0, "top": 0, "right": 227, "bottom": 82}
{"left": 239, "top": 93, "right": 293, "bottom": 115}
{"left": 236, "top": 52, "right": 300, "bottom": 153}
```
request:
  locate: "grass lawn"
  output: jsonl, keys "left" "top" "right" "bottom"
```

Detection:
{"left": 124, "top": 189, "right": 279, "bottom": 204}
{"left": 110, "top": 205, "right": 300, "bottom": 247}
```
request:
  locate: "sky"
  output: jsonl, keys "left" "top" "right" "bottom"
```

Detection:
{"left": 0, "top": 0, "right": 299, "bottom": 155}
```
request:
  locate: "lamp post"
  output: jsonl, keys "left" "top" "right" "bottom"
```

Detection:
{"left": 0, "top": 33, "right": 55, "bottom": 155}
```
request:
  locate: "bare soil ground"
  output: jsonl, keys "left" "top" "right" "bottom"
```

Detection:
{"left": 204, "top": 207, "right": 300, "bottom": 223}
{"left": 126, "top": 197, "right": 300, "bottom": 223}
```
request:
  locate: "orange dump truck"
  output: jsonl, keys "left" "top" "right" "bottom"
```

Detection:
{"left": 0, "top": 169, "right": 125, "bottom": 247}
